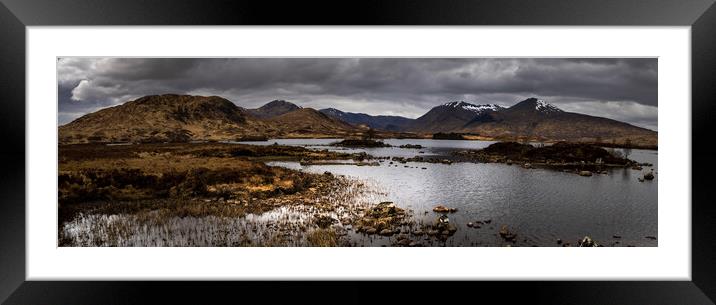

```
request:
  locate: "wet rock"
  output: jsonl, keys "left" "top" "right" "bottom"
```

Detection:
{"left": 412, "top": 229, "right": 424, "bottom": 236}
{"left": 644, "top": 170, "right": 655, "bottom": 180}
{"left": 467, "top": 222, "right": 473, "bottom": 227}
{"left": 345, "top": 225, "right": 353, "bottom": 231}
{"left": 323, "top": 171, "right": 333, "bottom": 176}
{"left": 365, "top": 227, "right": 377, "bottom": 235}
{"left": 484, "top": 219, "right": 492, "bottom": 224}
{"left": 638, "top": 177, "right": 645, "bottom": 182}
{"left": 522, "top": 163, "right": 532, "bottom": 169}
{"left": 355, "top": 201, "right": 406, "bottom": 235}
{"left": 380, "top": 229, "right": 394, "bottom": 236}
{"left": 436, "top": 214, "right": 450, "bottom": 227}
{"left": 399, "top": 144, "right": 423, "bottom": 149}
{"left": 578, "top": 236, "right": 598, "bottom": 247}
{"left": 557, "top": 239, "right": 562, "bottom": 245}
{"left": 408, "top": 241, "right": 419, "bottom": 247}
{"left": 578, "top": 171, "right": 593, "bottom": 177}
{"left": 612, "top": 235, "right": 621, "bottom": 239}
{"left": 433, "top": 205, "right": 453, "bottom": 213}
{"left": 645, "top": 236, "right": 657, "bottom": 240}
{"left": 498, "top": 225, "right": 517, "bottom": 242}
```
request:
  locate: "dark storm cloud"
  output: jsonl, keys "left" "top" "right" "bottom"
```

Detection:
{"left": 57, "top": 58, "right": 658, "bottom": 130}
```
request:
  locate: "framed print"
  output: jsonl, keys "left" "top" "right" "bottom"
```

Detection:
{"left": 2, "top": 0, "right": 716, "bottom": 304}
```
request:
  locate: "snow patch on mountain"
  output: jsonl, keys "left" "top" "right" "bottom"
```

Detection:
{"left": 534, "top": 99, "right": 563, "bottom": 113}
{"left": 443, "top": 101, "right": 504, "bottom": 114}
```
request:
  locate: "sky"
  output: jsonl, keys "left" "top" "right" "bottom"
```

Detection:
{"left": 57, "top": 58, "right": 658, "bottom": 130}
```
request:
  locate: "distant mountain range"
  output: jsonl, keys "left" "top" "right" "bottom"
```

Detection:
{"left": 319, "top": 108, "right": 413, "bottom": 131}
{"left": 59, "top": 94, "right": 657, "bottom": 147}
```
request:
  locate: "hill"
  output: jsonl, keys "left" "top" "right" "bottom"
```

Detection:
{"left": 247, "top": 100, "right": 301, "bottom": 118}
{"left": 460, "top": 98, "right": 657, "bottom": 146}
{"left": 58, "top": 94, "right": 273, "bottom": 144}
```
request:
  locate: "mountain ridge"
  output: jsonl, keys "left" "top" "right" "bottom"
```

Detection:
{"left": 59, "top": 94, "right": 657, "bottom": 147}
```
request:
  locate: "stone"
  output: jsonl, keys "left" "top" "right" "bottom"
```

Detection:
{"left": 433, "top": 205, "right": 455, "bottom": 213}
{"left": 578, "top": 236, "right": 598, "bottom": 247}
{"left": 578, "top": 171, "right": 593, "bottom": 177}
{"left": 379, "top": 229, "right": 393, "bottom": 236}
{"left": 365, "top": 227, "right": 377, "bottom": 235}
{"left": 498, "top": 225, "right": 517, "bottom": 242}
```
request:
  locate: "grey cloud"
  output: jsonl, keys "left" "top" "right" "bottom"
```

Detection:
{"left": 57, "top": 58, "right": 657, "bottom": 130}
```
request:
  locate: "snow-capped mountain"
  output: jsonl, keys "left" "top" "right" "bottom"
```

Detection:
{"left": 408, "top": 101, "right": 505, "bottom": 132}
{"left": 460, "top": 97, "right": 656, "bottom": 144}
{"left": 533, "top": 99, "right": 563, "bottom": 113}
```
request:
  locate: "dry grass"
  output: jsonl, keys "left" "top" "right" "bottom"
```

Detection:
{"left": 307, "top": 229, "right": 338, "bottom": 247}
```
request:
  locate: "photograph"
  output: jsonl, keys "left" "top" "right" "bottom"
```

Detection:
{"left": 57, "top": 57, "right": 658, "bottom": 247}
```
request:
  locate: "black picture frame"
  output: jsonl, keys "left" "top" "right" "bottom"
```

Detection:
{"left": 1, "top": 0, "right": 715, "bottom": 304}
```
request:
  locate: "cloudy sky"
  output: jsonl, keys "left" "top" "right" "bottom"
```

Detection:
{"left": 58, "top": 58, "right": 658, "bottom": 130}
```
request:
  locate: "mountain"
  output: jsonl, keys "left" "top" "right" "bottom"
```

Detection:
{"left": 460, "top": 98, "right": 657, "bottom": 146}
{"left": 408, "top": 101, "right": 505, "bottom": 132}
{"left": 58, "top": 95, "right": 360, "bottom": 144}
{"left": 267, "top": 108, "right": 359, "bottom": 137}
{"left": 58, "top": 94, "right": 275, "bottom": 144}
{"left": 247, "top": 100, "right": 301, "bottom": 118}
{"left": 319, "top": 108, "right": 414, "bottom": 131}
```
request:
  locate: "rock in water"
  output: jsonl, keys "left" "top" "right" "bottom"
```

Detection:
{"left": 433, "top": 205, "right": 457, "bottom": 213}
{"left": 578, "top": 171, "right": 593, "bottom": 177}
{"left": 379, "top": 229, "right": 394, "bottom": 236}
{"left": 578, "top": 236, "right": 598, "bottom": 247}
{"left": 644, "top": 170, "right": 655, "bottom": 180}
{"left": 498, "top": 225, "right": 517, "bottom": 242}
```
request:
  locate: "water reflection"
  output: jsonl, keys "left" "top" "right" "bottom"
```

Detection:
{"left": 245, "top": 139, "right": 657, "bottom": 246}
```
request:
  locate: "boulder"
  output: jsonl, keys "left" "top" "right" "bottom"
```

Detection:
{"left": 578, "top": 170, "right": 593, "bottom": 177}
{"left": 498, "top": 225, "right": 517, "bottom": 242}
{"left": 379, "top": 229, "right": 394, "bottom": 236}
{"left": 644, "top": 170, "right": 655, "bottom": 180}
{"left": 433, "top": 205, "right": 452, "bottom": 213}
{"left": 578, "top": 236, "right": 598, "bottom": 247}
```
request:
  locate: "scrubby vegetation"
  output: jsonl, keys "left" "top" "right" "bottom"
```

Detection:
{"left": 58, "top": 142, "right": 382, "bottom": 246}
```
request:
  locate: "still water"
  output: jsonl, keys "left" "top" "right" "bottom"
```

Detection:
{"left": 242, "top": 139, "right": 658, "bottom": 247}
